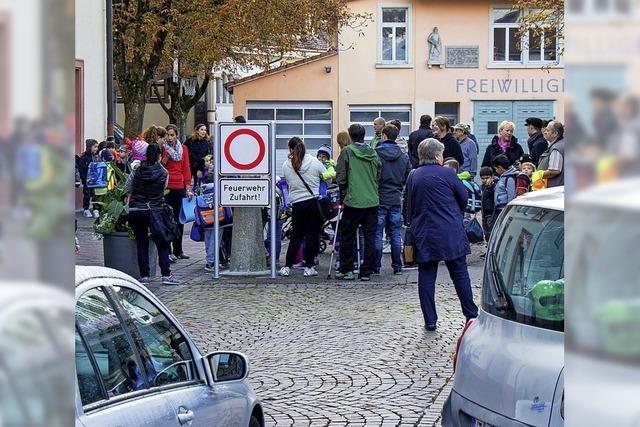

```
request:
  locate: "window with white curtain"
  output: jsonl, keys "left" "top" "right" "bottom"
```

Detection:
{"left": 349, "top": 105, "right": 411, "bottom": 143}
{"left": 490, "top": 7, "right": 561, "bottom": 66}
{"left": 379, "top": 6, "right": 410, "bottom": 64}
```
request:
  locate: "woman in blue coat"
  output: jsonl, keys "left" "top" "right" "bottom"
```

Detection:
{"left": 408, "top": 138, "right": 478, "bottom": 331}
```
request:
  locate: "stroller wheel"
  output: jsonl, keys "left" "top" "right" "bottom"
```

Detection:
{"left": 319, "top": 239, "right": 327, "bottom": 254}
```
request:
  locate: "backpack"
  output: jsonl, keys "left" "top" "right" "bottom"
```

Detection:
{"left": 462, "top": 180, "right": 482, "bottom": 214}
{"left": 86, "top": 161, "right": 108, "bottom": 188}
{"left": 194, "top": 185, "right": 233, "bottom": 228}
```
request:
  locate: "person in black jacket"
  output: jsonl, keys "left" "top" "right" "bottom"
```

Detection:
{"left": 431, "top": 116, "right": 463, "bottom": 166}
{"left": 127, "top": 126, "right": 178, "bottom": 285}
{"left": 407, "top": 114, "right": 433, "bottom": 169}
{"left": 78, "top": 139, "right": 99, "bottom": 217}
{"left": 185, "top": 123, "right": 211, "bottom": 185}
{"left": 481, "top": 120, "right": 524, "bottom": 168}
{"left": 525, "top": 117, "right": 548, "bottom": 166}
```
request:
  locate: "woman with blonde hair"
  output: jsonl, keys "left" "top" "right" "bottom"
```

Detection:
{"left": 481, "top": 120, "right": 524, "bottom": 167}
{"left": 336, "top": 131, "right": 352, "bottom": 151}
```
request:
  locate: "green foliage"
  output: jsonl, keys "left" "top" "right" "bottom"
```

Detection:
{"left": 93, "top": 163, "right": 133, "bottom": 237}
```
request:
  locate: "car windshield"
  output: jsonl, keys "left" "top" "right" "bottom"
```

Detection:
{"left": 566, "top": 205, "right": 640, "bottom": 366}
{"left": 484, "top": 205, "right": 565, "bottom": 331}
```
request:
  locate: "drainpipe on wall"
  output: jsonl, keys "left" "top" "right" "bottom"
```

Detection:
{"left": 106, "top": 0, "right": 115, "bottom": 137}
{"left": 207, "top": 70, "right": 222, "bottom": 125}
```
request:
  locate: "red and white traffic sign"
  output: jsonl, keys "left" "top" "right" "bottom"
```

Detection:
{"left": 219, "top": 124, "right": 270, "bottom": 175}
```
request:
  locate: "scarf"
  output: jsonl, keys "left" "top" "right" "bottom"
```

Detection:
{"left": 164, "top": 141, "right": 183, "bottom": 162}
{"left": 498, "top": 137, "right": 511, "bottom": 153}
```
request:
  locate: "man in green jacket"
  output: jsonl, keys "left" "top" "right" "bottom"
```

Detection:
{"left": 335, "top": 123, "right": 381, "bottom": 281}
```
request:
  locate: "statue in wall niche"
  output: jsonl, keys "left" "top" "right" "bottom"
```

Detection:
{"left": 427, "top": 27, "right": 442, "bottom": 68}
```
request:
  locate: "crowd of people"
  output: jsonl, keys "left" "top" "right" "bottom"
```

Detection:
{"left": 76, "top": 112, "right": 565, "bottom": 329}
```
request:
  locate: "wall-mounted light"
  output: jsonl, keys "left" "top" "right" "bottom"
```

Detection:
{"left": 324, "top": 65, "right": 332, "bottom": 73}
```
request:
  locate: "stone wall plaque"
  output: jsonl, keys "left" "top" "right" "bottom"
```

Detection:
{"left": 445, "top": 45, "right": 479, "bottom": 68}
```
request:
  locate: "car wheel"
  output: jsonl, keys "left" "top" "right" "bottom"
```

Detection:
{"left": 249, "top": 415, "right": 261, "bottom": 427}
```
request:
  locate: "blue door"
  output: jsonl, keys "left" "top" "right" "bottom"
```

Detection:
{"left": 473, "top": 100, "right": 555, "bottom": 160}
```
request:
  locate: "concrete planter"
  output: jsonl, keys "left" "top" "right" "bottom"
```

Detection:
{"left": 103, "top": 232, "right": 157, "bottom": 278}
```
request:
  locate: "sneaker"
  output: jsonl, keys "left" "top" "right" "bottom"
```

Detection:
{"left": 204, "top": 263, "right": 214, "bottom": 272}
{"left": 139, "top": 276, "right": 150, "bottom": 284}
{"left": 425, "top": 324, "right": 437, "bottom": 332}
{"left": 303, "top": 266, "right": 318, "bottom": 277}
{"left": 83, "top": 209, "right": 92, "bottom": 218}
{"left": 178, "top": 253, "right": 190, "bottom": 260}
{"left": 278, "top": 266, "right": 290, "bottom": 277}
{"left": 360, "top": 274, "right": 371, "bottom": 281}
{"left": 169, "top": 254, "right": 178, "bottom": 263}
{"left": 161, "top": 275, "right": 180, "bottom": 285}
{"left": 393, "top": 268, "right": 403, "bottom": 275}
{"left": 403, "top": 263, "right": 418, "bottom": 270}
{"left": 335, "top": 271, "right": 355, "bottom": 280}
{"left": 92, "top": 209, "right": 100, "bottom": 218}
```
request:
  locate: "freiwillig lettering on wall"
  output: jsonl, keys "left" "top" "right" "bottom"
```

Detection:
{"left": 455, "top": 78, "right": 565, "bottom": 94}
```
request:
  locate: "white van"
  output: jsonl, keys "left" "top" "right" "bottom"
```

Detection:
{"left": 442, "top": 187, "right": 565, "bottom": 427}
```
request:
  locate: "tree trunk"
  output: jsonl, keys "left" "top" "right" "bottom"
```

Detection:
{"left": 168, "top": 107, "right": 187, "bottom": 143}
{"left": 123, "top": 94, "right": 147, "bottom": 138}
{"left": 229, "top": 208, "right": 267, "bottom": 273}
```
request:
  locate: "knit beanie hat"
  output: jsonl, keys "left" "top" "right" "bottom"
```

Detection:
{"left": 317, "top": 144, "right": 332, "bottom": 158}
{"left": 131, "top": 136, "right": 149, "bottom": 161}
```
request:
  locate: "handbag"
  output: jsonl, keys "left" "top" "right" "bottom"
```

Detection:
{"left": 402, "top": 170, "right": 417, "bottom": 263}
{"left": 179, "top": 196, "right": 197, "bottom": 224}
{"left": 195, "top": 191, "right": 233, "bottom": 228}
{"left": 294, "top": 170, "right": 335, "bottom": 221}
{"left": 463, "top": 214, "right": 484, "bottom": 244}
{"left": 403, "top": 226, "right": 416, "bottom": 264}
{"left": 190, "top": 224, "right": 205, "bottom": 242}
{"left": 149, "top": 204, "right": 180, "bottom": 243}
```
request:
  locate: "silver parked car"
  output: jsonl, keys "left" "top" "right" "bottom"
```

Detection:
{"left": 442, "top": 187, "right": 565, "bottom": 427}
{"left": 75, "top": 266, "right": 264, "bottom": 427}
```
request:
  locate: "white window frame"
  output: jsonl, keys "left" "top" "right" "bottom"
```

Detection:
{"left": 488, "top": 5, "right": 563, "bottom": 69}
{"left": 349, "top": 105, "right": 412, "bottom": 143}
{"left": 377, "top": 4, "right": 412, "bottom": 68}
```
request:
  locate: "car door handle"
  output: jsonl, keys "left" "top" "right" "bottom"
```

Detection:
{"left": 177, "top": 407, "right": 195, "bottom": 425}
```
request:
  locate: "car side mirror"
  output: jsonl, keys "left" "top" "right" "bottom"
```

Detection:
{"left": 205, "top": 351, "right": 249, "bottom": 383}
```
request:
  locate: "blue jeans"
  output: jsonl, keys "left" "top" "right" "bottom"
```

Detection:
{"left": 375, "top": 205, "right": 403, "bottom": 271}
{"left": 204, "top": 226, "right": 232, "bottom": 265}
{"left": 417, "top": 256, "right": 478, "bottom": 326}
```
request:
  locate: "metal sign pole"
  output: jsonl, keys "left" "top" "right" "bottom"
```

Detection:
{"left": 213, "top": 121, "right": 220, "bottom": 279}
{"left": 270, "top": 121, "right": 276, "bottom": 278}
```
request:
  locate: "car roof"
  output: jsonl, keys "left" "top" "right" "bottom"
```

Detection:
{"left": 0, "top": 283, "right": 71, "bottom": 307}
{"left": 570, "top": 178, "right": 640, "bottom": 212}
{"left": 508, "top": 186, "right": 564, "bottom": 211}
{"left": 75, "top": 265, "right": 139, "bottom": 288}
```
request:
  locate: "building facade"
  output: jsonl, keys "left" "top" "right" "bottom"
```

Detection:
{"left": 75, "top": 0, "right": 107, "bottom": 152}
{"left": 229, "top": 0, "right": 565, "bottom": 172}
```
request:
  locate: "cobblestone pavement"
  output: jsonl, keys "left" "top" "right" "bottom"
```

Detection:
{"left": 76, "top": 214, "right": 485, "bottom": 426}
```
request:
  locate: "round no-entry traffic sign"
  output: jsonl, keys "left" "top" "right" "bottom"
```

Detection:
{"left": 224, "top": 128, "right": 266, "bottom": 170}
{"left": 219, "top": 124, "right": 271, "bottom": 175}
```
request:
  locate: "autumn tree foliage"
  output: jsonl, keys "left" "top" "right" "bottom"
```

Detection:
{"left": 513, "top": 0, "right": 564, "bottom": 56}
{"left": 113, "top": 0, "right": 369, "bottom": 138}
